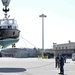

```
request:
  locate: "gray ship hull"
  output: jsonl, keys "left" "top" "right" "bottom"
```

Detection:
{"left": 0, "top": 29, "right": 20, "bottom": 47}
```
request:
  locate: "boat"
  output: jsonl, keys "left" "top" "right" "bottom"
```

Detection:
{"left": 0, "top": 0, "right": 20, "bottom": 48}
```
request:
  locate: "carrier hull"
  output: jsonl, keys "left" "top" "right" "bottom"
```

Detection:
{"left": 0, "top": 29, "right": 20, "bottom": 47}
{"left": 0, "top": 38, "right": 19, "bottom": 47}
{"left": 0, "top": 29, "right": 20, "bottom": 39}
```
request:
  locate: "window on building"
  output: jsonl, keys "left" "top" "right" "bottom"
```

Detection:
{"left": 62, "top": 47, "right": 64, "bottom": 49}
{"left": 59, "top": 47, "right": 60, "bottom": 49}
{"left": 66, "top": 46, "right": 67, "bottom": 49}
{"left": 74, "top": 46, "right": 75, "bottom": 49}
{"left": 56, "top": 47, "right": 57, "bottom": 50}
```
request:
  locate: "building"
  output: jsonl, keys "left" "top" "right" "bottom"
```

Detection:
{"left": 1, "top": 48, "right": 37, "bottom": 58}
{"left": 53, "top": 41, "right": 75, "bottom": 58}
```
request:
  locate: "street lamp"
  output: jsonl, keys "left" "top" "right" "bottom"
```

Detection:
{"left": 39, "top": 14, "right": 47, "bottom": 58}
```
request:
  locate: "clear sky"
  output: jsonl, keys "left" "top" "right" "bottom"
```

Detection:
{"left": 0, "top": 0, "right": 75, "bottom": 49}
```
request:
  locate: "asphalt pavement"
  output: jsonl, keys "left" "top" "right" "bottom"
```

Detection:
{"left": 0, "top": 58, "right": 74, "bottom": 75}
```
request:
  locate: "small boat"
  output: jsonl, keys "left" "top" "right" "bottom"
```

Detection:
{"left": 0, "top": 0, "right": 20, "bottom": 48}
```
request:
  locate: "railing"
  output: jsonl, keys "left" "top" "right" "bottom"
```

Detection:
{"left": 0, "top": 19, "right": 18, "bottom": 29}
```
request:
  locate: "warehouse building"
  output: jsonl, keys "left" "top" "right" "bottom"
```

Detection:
{"left": 53, "top": 41, "right": 75, "bottom": 58}
{"left": 1, "top": 48, "right": 37, "bottom": 58}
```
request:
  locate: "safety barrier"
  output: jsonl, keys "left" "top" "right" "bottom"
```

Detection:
{"left": 38, "top": 56, "right": 48, "bottom": 59}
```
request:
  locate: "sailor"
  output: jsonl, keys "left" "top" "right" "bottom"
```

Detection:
{"left": 59, "top": 54, "right": 64, "bottom": 75}
{"left": 55, "top": 55, "right": 59, "bottom": 68}
{"left": 64, "top": 56, "right": 67, "bottom": 63}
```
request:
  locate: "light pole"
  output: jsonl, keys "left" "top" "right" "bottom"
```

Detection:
{"left": 39, "top": 14, "right": 47, "bottom": 58}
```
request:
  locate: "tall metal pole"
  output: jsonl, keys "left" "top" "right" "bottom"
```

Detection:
{"left": 39, "top": 14, "right": 47, "bottom": 58}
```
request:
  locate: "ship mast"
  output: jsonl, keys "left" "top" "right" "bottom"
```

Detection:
{"left": 1, "top": 0, "right": 11, "bottom": 19}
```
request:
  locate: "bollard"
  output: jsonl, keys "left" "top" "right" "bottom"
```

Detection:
{"left": 38, "top": 56, "right": 42, "bottom": 59}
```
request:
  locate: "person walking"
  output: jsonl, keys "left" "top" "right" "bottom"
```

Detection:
{"left": 55, "top": 55, "right": 59, "bottom": 68}
{"left": 59, "top": 54, "right": 64, "bottom": 75}
{"left": 64, "top": 56, "right": 67, "bottom": 63}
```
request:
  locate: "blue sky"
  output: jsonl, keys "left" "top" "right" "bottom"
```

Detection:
{"left": 0, "top": 0, "right": 75, "bottom": 49}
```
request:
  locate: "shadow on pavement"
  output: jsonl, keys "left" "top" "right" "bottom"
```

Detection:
{"left": 0, "top": 68, "right": 26, "bottom": 73}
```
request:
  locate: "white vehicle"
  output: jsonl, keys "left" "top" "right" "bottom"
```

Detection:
{"left": 72, "top": 53, "right": 75, "bottom": 61}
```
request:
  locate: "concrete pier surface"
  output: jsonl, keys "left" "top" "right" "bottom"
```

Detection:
{"left": 0, "top": 58, "right": 74, "bottom": 75}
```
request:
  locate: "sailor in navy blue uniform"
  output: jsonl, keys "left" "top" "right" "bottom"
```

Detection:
{"left": 59, "top": 55, "right": 64, "bottom": 75}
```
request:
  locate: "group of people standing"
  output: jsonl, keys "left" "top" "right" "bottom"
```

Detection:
{"left": 55, "top": 54, "right": 66, "bottom": 75}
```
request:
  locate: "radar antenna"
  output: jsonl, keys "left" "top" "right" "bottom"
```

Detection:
{"left": 1, "top": 0, "right": 11, "bottom": 19}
